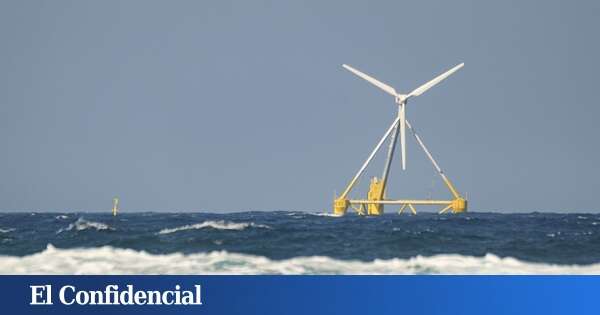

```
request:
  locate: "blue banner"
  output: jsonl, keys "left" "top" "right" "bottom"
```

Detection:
{"left": 1, "top": 276, "right": 597, "bottom": 314}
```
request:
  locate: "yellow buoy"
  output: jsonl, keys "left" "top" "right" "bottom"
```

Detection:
{"left": 112, "top": 197, "right": 119, "bottom": 216}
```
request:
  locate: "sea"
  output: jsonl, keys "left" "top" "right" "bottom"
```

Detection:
{"left": 0, "top": 211, "right": 599, "bottom": 274}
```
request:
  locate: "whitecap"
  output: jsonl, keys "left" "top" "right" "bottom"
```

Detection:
{"left": 157, "top": 220, "right": 271, "bottom": 235}
{"left": 55, "top": 215, "right": 69, "bottom": 220}
{"left": 309, "top": 212, "right": 343, "bottom": 217}
{"left": 0, "top": 228, "right": 15, "bottom": 234}
{"left": 1, "top": 245, "right": 600, "bottom": 275}
{"left": 57, "top": 218, "right": 113, "bottom": 234}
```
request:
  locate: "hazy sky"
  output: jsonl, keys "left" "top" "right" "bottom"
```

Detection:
{"left": 1, "top": 1, "right": 599, "bottom": 212}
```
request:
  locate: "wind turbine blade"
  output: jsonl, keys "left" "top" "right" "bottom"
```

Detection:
{"left": 407, "top": 63, "right": 464, "bottom": 98}
{"left": 400, "top": 104, "right": 406, "bottom": 170}
{"left": 342, "top": 64, "right": 398, "bottom": 97}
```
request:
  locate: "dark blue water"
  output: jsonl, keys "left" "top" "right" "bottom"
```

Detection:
{"left": 1, "top": 212, "right": 599, "bottom": 265}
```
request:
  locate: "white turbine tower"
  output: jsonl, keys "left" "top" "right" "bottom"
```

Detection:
{"left": 342, "top": 63, "right": 464, "bottom": 170}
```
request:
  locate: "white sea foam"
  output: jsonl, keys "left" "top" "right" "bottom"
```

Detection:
{"left": 55, "top": 215, "right": 69, "bottom": 220}
{"left": 57, "top": 218, "right": 112, "bottom": 234}
{"left": 286, "top": 212, "right": 305, "bottom": 219}
{"left": 0, "top": 228, "right": 15, "bottom": 234}
{"left": 157, "top": 220, "right": 271, "bottom": 235}
{"left": 309, "top": 212, "right": 343, "bottom": 217}
{"left": 1, "top": 245, "right": 599, "bottom": 275}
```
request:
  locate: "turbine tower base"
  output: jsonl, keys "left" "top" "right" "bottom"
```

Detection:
{"left": 367, "top": 177, "right": 384, "bottom": 215}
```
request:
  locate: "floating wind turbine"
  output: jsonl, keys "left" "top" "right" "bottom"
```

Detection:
{"left": 342, "top": 63, "right": 464, "bottom": 170}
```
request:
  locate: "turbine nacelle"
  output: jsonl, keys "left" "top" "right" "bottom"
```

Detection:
{"left": 395, "top": 95, "right": 408, "bottom": 104}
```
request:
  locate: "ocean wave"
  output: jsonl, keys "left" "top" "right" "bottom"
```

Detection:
{"left": 157, "top": 220, "right": 271, "bottom": 235}
{"left": 285, "top": 212, "right": 306, "bottom": 219}
{"left": 55, "top": 215, "right": 69, "bottom": 220}
{"left": 1, "top": 245, "right": 600, "bottom": 275}
{"left": 309, "top": 212, "right": 343, "bottom": 217}
{"left": 0, "top": 228, "right": 15, "bottom": 234}
{"left": 57, "top": 218, "right": 113, "bottom": 234}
